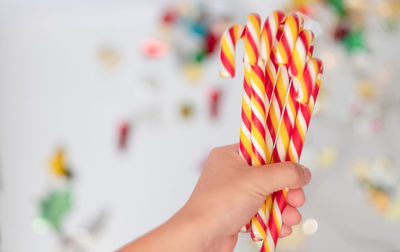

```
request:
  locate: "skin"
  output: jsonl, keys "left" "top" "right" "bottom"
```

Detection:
{"left": 119, "top": 144, "right": 311, "bottom": 252}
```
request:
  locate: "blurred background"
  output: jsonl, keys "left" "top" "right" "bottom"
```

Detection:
{"left": 0, "top": 0, "right": 400, "bottom": 251}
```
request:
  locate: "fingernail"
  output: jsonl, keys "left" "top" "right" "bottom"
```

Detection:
{"left": 303, "top": 167, "right": 311, "bottom": 183}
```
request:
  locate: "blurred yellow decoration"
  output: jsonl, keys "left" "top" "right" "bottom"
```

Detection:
{"left": 387, "top": 187, "right": 400, "bottom": 220}
{"left": 317, "top": 146, "right": 338, "bottom": 168}
{"left": 352, "top": 159, "right": 369, "bottom": 180}
{"left": 98, "top": 46, "right": 120, "bottom": 69}
{"left": 50, "top": 150, "right": 68, "bottom": 178}
{"left": 179, "top": 103, "right": 194, "bottom": 119}
{"left": 345, "top": 0, "right": 369, "bottom": 12}
{"left": 293, "top": 0, "right": 316, "bottom": 4}
{"left": 377, "top": 0, "right": 400, "bottom": 20}
{"left": 356, "top": 80, "right": 377, "bottom": 100}
{"left": 183, "top": 63, "right": 202, "bottom": 81}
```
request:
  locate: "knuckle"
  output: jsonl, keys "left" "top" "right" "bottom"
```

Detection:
{"left": 209, "top": 147, "right": 221, "bottom": 156}
{"left": 285, "top": 162, "right": 303, "bottom": 182}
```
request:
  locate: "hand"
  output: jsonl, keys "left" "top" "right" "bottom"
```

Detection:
{"left": 119, "top": 144, "right": 311, "bottom": 252}
{"left": 183, "top": 144, "right": 312, "bottom": 251}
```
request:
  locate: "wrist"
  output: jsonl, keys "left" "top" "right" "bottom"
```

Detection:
{"left": 171, "top": 205, "right": 212, "bottom": 252}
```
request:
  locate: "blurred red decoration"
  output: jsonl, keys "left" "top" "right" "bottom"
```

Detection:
{"left": 118, "top": 121, "right": 130, "bottom": 150}
{"left": 208, "top": 87, "right": 221, "bottom": 119}
{"left": 333, "top": 23, "right": 351, "bottom": 41}
{"left": 162, "top": 8, "right": 179, "bottom": 25}
{"left": 140, "top": 38, "right": 169, "bottom": 58}
{"left": 205, "top": 31, "right": 218, "bottom": 54}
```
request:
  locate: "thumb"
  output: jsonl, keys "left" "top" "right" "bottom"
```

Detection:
{"left": 248, "top": 162, "right": 311, "bottom": 195}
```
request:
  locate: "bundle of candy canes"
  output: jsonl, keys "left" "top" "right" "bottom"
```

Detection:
{"left": 219, "top": 11, "right": 323, "bottom": 252}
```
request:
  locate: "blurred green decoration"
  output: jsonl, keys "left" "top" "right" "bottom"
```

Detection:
{"left": 327, "top": 0, "right": 347, "bottom": 16}
{"left": 194, "top": 50, "right": 207, "bottom": 63}
{"left": 40, "top": 188, "right": 72, "bottom": 232}
{"left": 342, "top": 30, "right": 366, "bottom": 52}
{"left": 36, "top": 148, "right": 75, "bottom": 233}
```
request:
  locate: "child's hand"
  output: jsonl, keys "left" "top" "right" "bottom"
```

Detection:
{"left": 119, "top": 144, "right": 311, "bottom": 252}
{"left": 181, "top": 144, "right": 311, "bottom": 251}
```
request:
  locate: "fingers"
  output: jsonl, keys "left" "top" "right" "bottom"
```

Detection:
{"left": 279, "top": 224, "right": 292, "bottom": 237}
{"left": 212, "top": 143, "right": 240, "bottom": 154}
{"left": 249, "top": 162, "right": 312, "bottom": 195}
{"left": 280, "top": 205, "right": 302, "bottom": 238}
{"left": 223, "top": 143, "right": 240, "bottom": 152}
{"left": 287, "top": 188, "right": 305, "bottom": 207}
{"left": 282, "top": 205, "right": 302, "bottom": 226}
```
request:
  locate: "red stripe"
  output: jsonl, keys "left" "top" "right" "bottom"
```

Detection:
{"left": 312, "top": 84, "right": 320, "bottom": 101}
{"left": 275, "top": 190, "right": 287, "bottom": 212}
{"left": 291, "top": 126, "right": 303, "bottom": 157}
{"left": 241, "top": 110, "right": 251, "bottom": 133}
{"left": 229, "top": 27, "right": 236, "bottom": 45}
{"left": 247, "top": 33, "right": 259, "bottom": 61}
{"left": 253, "top": 93, "right": 266, "bottom": 115}
{"left": 265, "top": 65, "right": 276, "bottom": 100}
{"left": 255, "top": 212, "right": 267, "bottom": 230}
{"left": 251, "top": 141, "right": 265, "bottom": 164}
{"left": 301, "top": 104, "right": 312, "bottom": 127}
{"left": 239, "top": 142, "right": 252, "bottom": 165}
{"left": 252, "top": 113, "right": 266, "bottom": 136}
{"left": 280, "top": 34, "right": 292, "bottom": 63}
{"left": 271, "top": 148, "right": 281, "bottom": 163}
{"left": 253, "top": 64, "right": 265, "bottom": 82}
{"left": 244, "top": 78, "right": 252, "bottom": 98}
{"left": 266, "top": 116, "right": 277, "bottom": 144}
{"left": 265, "top": 22, "right": 273, "bottom": 54}
{"left": 276, "top": 11, "right": 285, "bottom": 24}
{"left": 267, "top": 209, "right": 280, "bottom": 245}
{"left": 220, "top": 51, "right": 235, "bottom": 77}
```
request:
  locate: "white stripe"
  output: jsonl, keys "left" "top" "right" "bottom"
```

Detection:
{"left": 241, "top": 123, "right": 251, "bottom": 137}
{"left": 224, "top": 32, "right": 235, "bottom": 53}
{"left": 285, "top": 27, "right": 295, "bottom": 51}
{"left": 247, "top": 24, "right": 260, "bottom": 48}
{"left": 252, "top": 108, "right": 266, "bottom": 130}
{"left": 219, "top": 69, "right": 230, "bottom": 78}
{"left": 265, "top": 132, "right": 274, "bottom": 153}
{"left": 274, "top": 201, "right": 283, "bottom": 229}
{"left": 289, "top": 140, "right": 299, "bottom": 162}
{"left": 287, "top": 102, "right": 296, "bottom": 125}
{"left": 252, "top": 140, "right": 266, "bottom": 161}
{"left": 298, "top": 112, "right": 307, "bottom": 133}
{"left": 252, "top": 82, "right": 265, "bottom": 104}
{"left": 244, "top": 94, "right": 251, "bottom": 109}
{"left": 265, "top": 228, "right": 276, "bottom": 251}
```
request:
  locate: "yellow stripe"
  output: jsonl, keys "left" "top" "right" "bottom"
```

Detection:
{"left": 221, "top": 39, "right": 235, "bottom": 66}
{"left": 278, "top": 43, "right": 287, "bottom": 63}
{"left": 252, "top": 100, "right": 266, "bottom": 118}
{"left": 279, "top": 125, "right": 289, "bottom": 149}
{"left": 293, "top": 50, "right": 303, "bottom": 75}
{"left": 287, "top": 17, "right": 299, "bottom": 45}
{"left": 249, "top": 14, "right": 261, "bottom": 35}
{"left": 252, "top": 217, "right": 266, "bottom": 238}
{"left": 272, "top": 207, "right": 281, "bottom": 233}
